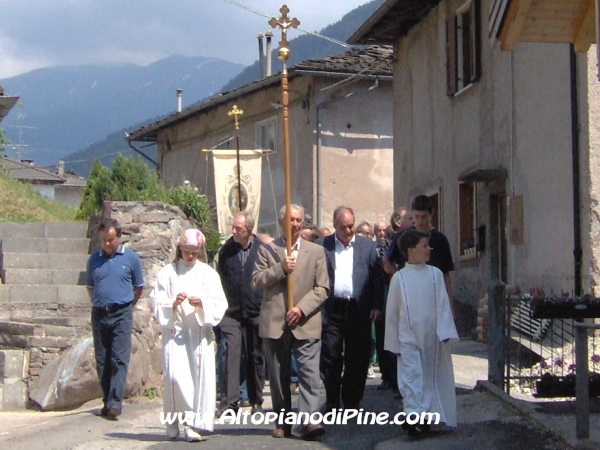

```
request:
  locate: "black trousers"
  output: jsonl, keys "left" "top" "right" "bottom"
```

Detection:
{"left": 374, "top": 316, "right": 397, "bottom": 388}
{"left": 320, "top": 298, "right": 372, "bottom": 410}
{"left": 219, "top": 315, "right": 265, "bottom": 408}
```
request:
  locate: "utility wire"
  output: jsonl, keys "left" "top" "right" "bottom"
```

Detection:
{"left": 222, "top": 0, "right": 353, "bottom": 49}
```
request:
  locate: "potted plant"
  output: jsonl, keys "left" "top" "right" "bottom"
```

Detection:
{"left": 530, "top": 293, "right": 600, "bottom": 319}
{"left": 535, "top": 359, "right": 600, "bottom": 397}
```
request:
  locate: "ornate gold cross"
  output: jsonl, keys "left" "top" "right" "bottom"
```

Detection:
{"left": 228, "top": 104, "right": 244, "bottom": 130}
{"left": 268, "top": 4, "right": 300, "bottom": 61}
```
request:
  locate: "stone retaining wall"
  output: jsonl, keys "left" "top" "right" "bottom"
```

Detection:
{"left": 6, "top": 201, "right": 194, "bottom": 410}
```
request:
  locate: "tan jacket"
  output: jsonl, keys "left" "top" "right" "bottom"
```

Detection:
{"left": 251, "top": 237, "right": 329, "bottom": 340}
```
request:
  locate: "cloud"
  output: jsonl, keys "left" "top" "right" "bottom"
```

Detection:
{"left": 0, "top": 0, "right": 370, "bottom": 79}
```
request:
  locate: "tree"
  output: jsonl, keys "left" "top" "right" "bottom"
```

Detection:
{"left": 0, "top": 128, "right": 10, "bottom": 153}
{"left": 76, "top": 155, "right": 221, "bottom": 258}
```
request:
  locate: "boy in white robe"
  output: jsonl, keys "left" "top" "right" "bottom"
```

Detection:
{"left": 385, "top": 229, "right": 459, "bottom": 437}
{"left": 150, "top": 229, "right": 228, "bottom": 442}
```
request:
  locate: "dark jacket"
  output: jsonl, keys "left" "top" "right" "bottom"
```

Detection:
{"left": 216, "top": 235, "right": 264, "bottom": 320}
{"left": 317, "top": 234, "right": 384, "bottom": 325}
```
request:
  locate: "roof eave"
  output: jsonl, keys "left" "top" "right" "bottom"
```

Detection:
{"left": 347, "top": 0, "right": 400, "bottom": 45}
{"left": 127, "top": 73, "right": 286, "bottom": 143}
{"left": 127, "top": 62, "right": 392, "bottom": 143}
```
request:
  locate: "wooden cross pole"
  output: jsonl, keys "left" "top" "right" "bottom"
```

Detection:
{"left": 228, "top": 105, "right": 244, "bottom": 212}
{"left": 269, "top": 5, "right": 299, "bottom": 312}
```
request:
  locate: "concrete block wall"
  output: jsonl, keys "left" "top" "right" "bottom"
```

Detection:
{"left": 0, "top": 222, "right": 91, "bottom": 409}
{"left": 0, "top": 349, "right": 29, "bottom": 410}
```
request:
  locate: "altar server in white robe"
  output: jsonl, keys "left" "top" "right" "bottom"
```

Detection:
{"left": 151, "top": 229, "right": 228, "bottom": 442}
{"left": 385, "top": 229, "right": 459, "bottom": 437}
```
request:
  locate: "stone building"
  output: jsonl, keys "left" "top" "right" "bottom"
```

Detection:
{"left": 128, "top": 46, "right": 394, "bottom": 234}
{"left": 349, "top": 0, "right": 600, "bottom": 331}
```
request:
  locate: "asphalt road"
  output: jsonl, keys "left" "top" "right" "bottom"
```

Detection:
{"left": 0, "top": 341, "right": 573, "bottom": 449}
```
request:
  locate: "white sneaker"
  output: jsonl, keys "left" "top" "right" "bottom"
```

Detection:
{"left": 367, "top": 367, "right": 376, "bottom": 379}
{"left": 166, "top": 422, "right": 179, "bottom": 440}
{"left": 184, "top": 426, "right": 202, "bottom": 442}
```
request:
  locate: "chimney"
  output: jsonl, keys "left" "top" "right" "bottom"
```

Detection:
{"left": 258, "top": 33, "right": 265, "bottom": 79}
{"left": 57, "top": 160, "right": 64, "bottom": 176}
{"left": 266, "top": 29, "right": 273, "bottom": 77}
{"left": 176, "top": 89, "right": 183, "bottom": 112}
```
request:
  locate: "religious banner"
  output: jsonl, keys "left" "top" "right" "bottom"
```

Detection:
{"left": 212, "top": 150, "right": 262, "bottom": 237}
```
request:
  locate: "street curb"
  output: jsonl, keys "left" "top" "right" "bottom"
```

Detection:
{"left": 475, "top": 380, "right": 600, "bottom": 450}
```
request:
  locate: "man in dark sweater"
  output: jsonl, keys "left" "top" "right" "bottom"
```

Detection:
{"left": 216, "top": 211, "right": 265, "bottom": 416}
{"left": 384, "top": 195, "right": 454, "bottom": 310}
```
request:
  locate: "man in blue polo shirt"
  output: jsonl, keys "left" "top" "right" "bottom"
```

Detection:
{"left": 86, "top": 218, "right": 144, "bottom": 420}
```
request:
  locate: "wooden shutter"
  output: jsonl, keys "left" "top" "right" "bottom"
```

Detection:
{"left": 471, "top": 0, "right": 481, "bottom": 83}
{"left": 446, "top": 15, "right": 458, "bottom": 96}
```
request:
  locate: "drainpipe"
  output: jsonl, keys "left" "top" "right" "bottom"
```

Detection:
{"left": 570, "top": 44, "right": 582, "bottom": 296}
{"left": 315, "top": 78, "right": 380, "bottom": 227}
{"left": 509, "top": 51, "right": 516, "bottom": 285}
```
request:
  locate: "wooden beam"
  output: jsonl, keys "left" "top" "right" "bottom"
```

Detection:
{"left": 499, "top": 0, "right": 534, "bottom": 51}
{"left": 574, "top": 0, "right": 596, "bottom": 52}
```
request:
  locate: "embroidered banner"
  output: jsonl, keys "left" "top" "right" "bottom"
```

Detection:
{"left": 212, "top": 150, "right": 262, "bottom": 237}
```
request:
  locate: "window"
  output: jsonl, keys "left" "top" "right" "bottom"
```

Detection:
{"left": 459, "top": 181, "right": 477, "bottom": 260}
{"left": 447, "top": 0, "right": 480, "bottom": 96}
{"left": 255, "top": 116, "right": 277, "bottom": 153}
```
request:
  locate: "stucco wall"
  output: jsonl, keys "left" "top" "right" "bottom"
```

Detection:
{"left": 392, "top": 0, "right": 582, "bottom": 308}
{"left": 584, "top": 45, "right": 600, "bottom": 295}
{"left": 54, "top": 186, "right": 84, "bottom": 208}
{"left": 30, "top": 185, "right": 55, "bottom": 200}
{"left": 155, "top": 74, "right": 393, "bottom": 237}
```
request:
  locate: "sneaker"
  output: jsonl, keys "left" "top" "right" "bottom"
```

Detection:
{"left": 367, "top": 367, "right": 376, "bottom": 379}
{"left": 166, "top": 423, "right": 179, "bottom": 440}
{"left": 184, "top": 426, "right": 202, "bottom": 442}
{"left": 215, "top": 405, "right": 238, "bottom": 418}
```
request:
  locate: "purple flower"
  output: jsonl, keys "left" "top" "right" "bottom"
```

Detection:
{"left": 540, "top": 360, "right": 548, "bottom": 369}
{"left": 565, "top": 297, "right": 573, "bottom": 303}
{"left": 568, "top": 364, "right": 576, "bottom": 372}
{"left": 592, "top": 354, "right": 600, "bottom": 364}
{"left": 554, "top": 358, "right": 563, "bottom": 367}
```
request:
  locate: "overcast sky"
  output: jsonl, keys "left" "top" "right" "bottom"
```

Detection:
{"left": 0, "top": 0, "right": 371, "bottom": 79}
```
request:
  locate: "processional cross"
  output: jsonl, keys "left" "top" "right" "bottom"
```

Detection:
{"left": 228, "top": 105, "right": 244, "bottom": 212}
{"left": 269, "top": 5, "right": 299, "bottom": 311}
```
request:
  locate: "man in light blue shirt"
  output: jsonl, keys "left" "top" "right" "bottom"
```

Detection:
{"left": 86, "top": 218, "right": 144, "bottom": 420}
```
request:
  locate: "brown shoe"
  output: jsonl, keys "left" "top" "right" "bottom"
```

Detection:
{"left": 272, "top": 426, "right": 291, "bottom": 438}
{"left": 300, "top": 423, "right": 325, "bottom": 440}
{"left": 106, "top": 406, "right": 121, "bottom": 420}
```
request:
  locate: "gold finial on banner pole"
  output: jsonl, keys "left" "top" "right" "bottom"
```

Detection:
{"left": 269, "top": 5, "right": 299, "bottom": 312}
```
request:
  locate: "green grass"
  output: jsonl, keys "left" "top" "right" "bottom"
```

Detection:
{"left": 0, "top": 170, "right": 77, "bottom": 222}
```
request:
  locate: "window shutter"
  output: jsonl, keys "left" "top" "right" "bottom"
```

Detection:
{"left": 471, "top": 0, "right": 481, "bottom": 82}
{"left": 446, "top": 15, "right": 458, "bottom": 96}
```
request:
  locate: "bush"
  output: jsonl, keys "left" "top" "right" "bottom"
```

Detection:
{"left": 77, "top": 156, "right": 221, "bottom": 259}
{"left": 164, "top": 184, "right": 220, "bottom": 259}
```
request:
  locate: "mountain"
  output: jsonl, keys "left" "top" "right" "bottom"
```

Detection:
{"left": 0, "top": 56, "right": 245, "bottom": 166}
{"left": 221, "top": 0, "right": 385, "bottom": 92}
{"left": 7, "top": 0, "right": 386, "bottom": 177}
